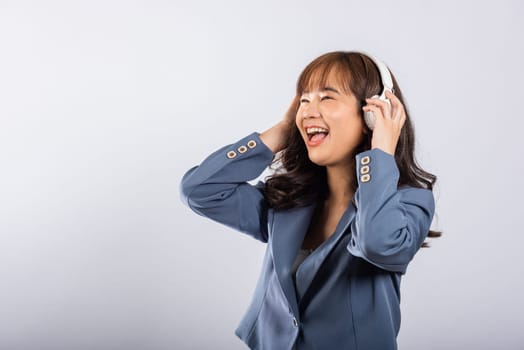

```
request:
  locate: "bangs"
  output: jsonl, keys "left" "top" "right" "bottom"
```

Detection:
{"left": 296, "top": 55, "right": 353, "bottom": 96}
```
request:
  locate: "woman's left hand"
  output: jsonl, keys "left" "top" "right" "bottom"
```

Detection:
{"left": 362, "top": 90, "right": 407, "bottom": 156}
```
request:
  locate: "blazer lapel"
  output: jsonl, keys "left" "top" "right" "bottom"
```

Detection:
{"left": 271, "top": 202, "right": 317, "bottom": 319}
{"left": 295, "top": 201, "right": 357, "bottom": 302}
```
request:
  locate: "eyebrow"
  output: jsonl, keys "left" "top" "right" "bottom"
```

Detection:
{"left": 302, "top": 86, "right": 341, "bottom": 94}
{"left": 323, "top": 86, "right": 340, "bottom": 94}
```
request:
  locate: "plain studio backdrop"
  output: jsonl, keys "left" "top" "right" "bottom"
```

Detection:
{"left": 1, "top": 0, "right": 523, "bottom": 349}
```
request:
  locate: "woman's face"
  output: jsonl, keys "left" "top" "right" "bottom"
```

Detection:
{"left": 295, "top": 71, "right": 365, "bottom": 168}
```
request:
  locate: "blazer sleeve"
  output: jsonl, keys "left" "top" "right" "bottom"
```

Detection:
{"left": 347, "top": 147, "right": 436, "bottom": 274}
{"left": 179, "top": 132, "right": 275, "bottom": 243}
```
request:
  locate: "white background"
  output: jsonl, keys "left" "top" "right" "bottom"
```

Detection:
{"left": 1, "top": 0, "right": 523, "bottom": 349}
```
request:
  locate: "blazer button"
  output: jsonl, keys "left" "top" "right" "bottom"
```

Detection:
{"left": 360, "top": 155, "right": 370, "bottom": 165}
{"left": 247, "top": 140, "right": 257, "bottom": 148}
{"left": 361, "top": 174, "right": 370, "bottom": 182}
{"left": 226, "top": 150, "right": 237, "bottom": 159}
{"left": 292, "top": 317, "right": 298, "bottom": 328}
{"left": 237, "top": 145, "right": 248, "bottom": 153}
{"left": 360, "top": 165, "right": 369, "bottom": 174}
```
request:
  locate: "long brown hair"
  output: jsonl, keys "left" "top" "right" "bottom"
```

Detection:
{"left": 263, "top": 51, "right": 441, "bottom": 246}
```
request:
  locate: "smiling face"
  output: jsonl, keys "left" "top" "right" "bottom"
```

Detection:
{"left": 295, "top": 67, "right": 366, "bottom": 168}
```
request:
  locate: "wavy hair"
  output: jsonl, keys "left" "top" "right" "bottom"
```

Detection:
{"left": 263, "top": 51, "right": 441, "bottom": 246}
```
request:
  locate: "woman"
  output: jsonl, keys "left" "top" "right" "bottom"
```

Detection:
{"left": 179, "top": 51, "right": 440, "bottom": 350}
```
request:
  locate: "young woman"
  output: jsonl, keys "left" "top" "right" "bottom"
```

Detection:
{"left": 179, "top": 51, "right": 440, "bottom": 350}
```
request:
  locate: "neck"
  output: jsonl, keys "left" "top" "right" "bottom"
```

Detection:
{"left": 324, "top": 160, "right": 357, "bottom": 208}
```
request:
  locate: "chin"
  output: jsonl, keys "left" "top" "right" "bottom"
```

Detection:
{"left": 308, "top": 148, "right": 355, "bottom": 168}
{"left": 306, "top": 152, "right": 330, "bottom": 167}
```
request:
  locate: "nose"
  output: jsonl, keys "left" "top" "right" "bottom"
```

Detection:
{"left": 301, "top": 98, "right": 321, "bottom": 119}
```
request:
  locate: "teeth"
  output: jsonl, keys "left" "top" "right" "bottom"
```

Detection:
{"left": 306, "top": 127, "right": 329, "bottom": 134}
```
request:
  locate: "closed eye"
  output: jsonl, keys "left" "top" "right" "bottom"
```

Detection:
{"left": 300, "top": 98, "right": 310, "bottom": 103}
{"left": 321, "top": 95, "right": 334, "bottom": 101}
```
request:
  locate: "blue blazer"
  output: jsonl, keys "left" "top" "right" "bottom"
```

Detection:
{"left": 179, "top": 132, "right": 435, "bottom": 350}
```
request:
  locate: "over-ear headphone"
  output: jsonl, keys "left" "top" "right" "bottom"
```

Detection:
{"left": 358, "top": 51, "right": 394, "bottom": 130}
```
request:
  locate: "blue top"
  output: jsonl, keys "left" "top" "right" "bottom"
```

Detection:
{"left": 179, "top": 132, "right": 435, "bottom": 350}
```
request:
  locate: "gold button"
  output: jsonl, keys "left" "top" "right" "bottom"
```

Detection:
{"left": 247, "top": 140, "right": 257, "bottom": 148}
{"left": 360, "top": 174, "right": 370, "bottom": 182}
{"left": 360, "top": 165, "right": 369, "bottom": 174}
{"left": 238, "top": 145, "right": 247, "bottom": 153}
{"left": 360, "top": 156, "right": 370, "bottom": 165}
{"left": 227, "top": 150, "right": 237, "bottom": 159}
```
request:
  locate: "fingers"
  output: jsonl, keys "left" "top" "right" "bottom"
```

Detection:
{"left": 385, "top": 90, "right": 407, "bottom": 126}
{"left": 367, "top": 91, "right": 407, "bottom": 154}
{"left": 285, "top": 95, "right": 300, "bottom": 122}
{"left": 289, "top": 94, "right": 300, "bottom": 110}
{"left": 363, "top": 97, "right": 391, "bottom": 126}
{"left": 362, "top": 104, "right": 383, "bottom": 120}
{"left": 364, "top": 91, "right": 405, "bottom": 125}
{"left": 365, "top": 96, "right": 391, "bottom": 120}
{"left": 384, "top": 90, "right": 397, "bottom": 107}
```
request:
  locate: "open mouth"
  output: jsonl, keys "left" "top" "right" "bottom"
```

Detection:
{"left": 306, "top": 127, "right": 329, "bottom": 143}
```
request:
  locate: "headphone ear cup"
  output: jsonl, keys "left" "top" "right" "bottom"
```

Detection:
{"left": 364, "top": 110, "right": 375, "bottom": 130}
{"left": 363, "top": 94, "right": 379, "bottom": 130}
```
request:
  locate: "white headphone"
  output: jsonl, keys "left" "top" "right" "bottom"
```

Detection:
{"left": 358, "top": 51, "right": 394, "bottom": 130}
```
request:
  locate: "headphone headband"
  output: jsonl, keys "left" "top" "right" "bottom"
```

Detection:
{"left": 357, "top": 51, "right": 394, "bottom": 98}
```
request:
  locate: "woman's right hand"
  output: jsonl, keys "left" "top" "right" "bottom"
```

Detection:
{"left": 260, "top": 96, "right": 300, "bottom": 154}
{"left": 282, "top": 94, "right": 300, "bottom": 128}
